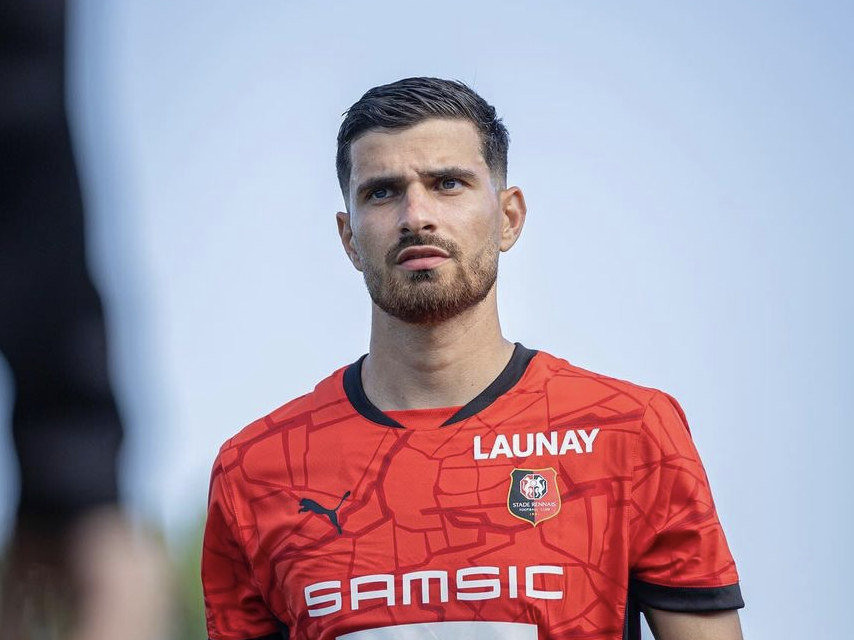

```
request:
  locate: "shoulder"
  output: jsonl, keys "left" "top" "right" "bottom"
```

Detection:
{"left": 530, "top": 349, "right": 665, "bottom": 414}
{"left": 528, "top": 349, "right": 695, "bottom": 443}
{"left": 216, "top": 363, "right": 352, "bottom": 461}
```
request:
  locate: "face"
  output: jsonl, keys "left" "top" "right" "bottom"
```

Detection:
{"left": 337, "top": 118, "right": 525, "bottom": 324}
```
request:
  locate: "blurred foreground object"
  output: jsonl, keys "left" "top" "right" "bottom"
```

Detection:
{"left": 1, "top": 509, "right": 170, "bottom": 640}
{"left": 1, "top": 1, "right": 170, "bottom": 638}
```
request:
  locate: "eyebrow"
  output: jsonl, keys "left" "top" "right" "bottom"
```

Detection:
{"left": 420, "top": 166, "right": 479, "bottom": 182}
{"left": 355, "top": 175, "right": 405, "bottom": 199}
{"left": 355, "top": 166, "right": 480, "bottom": 199}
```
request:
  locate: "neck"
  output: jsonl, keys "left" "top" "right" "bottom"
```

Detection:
{"left": 362, "top": 287, "right": 514, "bottom": 410}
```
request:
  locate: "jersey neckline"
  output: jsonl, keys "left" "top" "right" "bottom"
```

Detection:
{"left": 384, "top": 406, "right": 463, "bottom": 430}
{"left": 342, "top": 342, "right": 538, "bottom": 429}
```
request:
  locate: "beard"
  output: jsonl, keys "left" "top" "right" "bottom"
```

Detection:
{"left": 362, "top": 234, "right": 498, "bottom": 324}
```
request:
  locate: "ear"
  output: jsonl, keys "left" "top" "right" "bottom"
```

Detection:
{"left": 498, "top": 186, "right": 527, "bottom": 252}
{"left": 336, "top": 210, "right": 364, "bottom": 271}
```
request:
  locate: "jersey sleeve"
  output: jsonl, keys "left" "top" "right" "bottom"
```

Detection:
{"left": 628, "top": 391, "right": 744, "bottom": 612}
{"left": 202, "top": 451, "right": 282, "bottom": 640}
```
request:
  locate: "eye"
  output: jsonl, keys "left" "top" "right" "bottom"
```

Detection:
{"left": 369, "top": 187, "right": 392, "bottom": 201}
{"left": 440, "top": 178, "right": 461, "bottom": 190}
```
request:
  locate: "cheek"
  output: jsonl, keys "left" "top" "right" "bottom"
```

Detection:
{"left": 465, "top": 210, "right": 503, "bottom": 251}
{"left": 440, "top": 196, "right": 497, "bottom": 233}
{"left": 351, "top": 222, "right": 387, "bottom": 265}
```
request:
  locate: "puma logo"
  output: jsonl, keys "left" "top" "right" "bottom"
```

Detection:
{"left": 298, "top": 491, "right": 351, "bottom": 534}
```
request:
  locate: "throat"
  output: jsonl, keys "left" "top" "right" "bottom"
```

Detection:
{"left": 343, "top": 343, "right": 538, "bottom": 429}
{"left": 361, "top": 338, "right": 517, "bottom": 411}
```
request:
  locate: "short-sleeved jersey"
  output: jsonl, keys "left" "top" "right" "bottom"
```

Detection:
{"left": 202, "top": 345, "right": 742, "bottom": 640}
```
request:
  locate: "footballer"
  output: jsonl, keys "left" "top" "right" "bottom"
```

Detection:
{"left": 202, "top": 77, "right": 744, "bottom": 640}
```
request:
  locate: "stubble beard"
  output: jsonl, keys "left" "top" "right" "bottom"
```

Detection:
{"left": 362, "top": 235, "right": 499, "bottom": 325}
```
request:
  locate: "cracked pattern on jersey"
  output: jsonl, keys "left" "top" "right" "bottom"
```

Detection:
{"left": 203, "top": 352, "right": 739, "bottom": 640}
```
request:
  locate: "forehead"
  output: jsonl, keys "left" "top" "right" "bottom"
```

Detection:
{"left": 349, "top": 118, "right": 487, "bottom": 185}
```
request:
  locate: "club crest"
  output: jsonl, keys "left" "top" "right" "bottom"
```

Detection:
{"left": 507, "top": 467, "right": 561, "bottom": 526}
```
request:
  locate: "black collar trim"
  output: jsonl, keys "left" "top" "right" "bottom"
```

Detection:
{"left": 342, "top": 343, "right": 538, "bottom": 429}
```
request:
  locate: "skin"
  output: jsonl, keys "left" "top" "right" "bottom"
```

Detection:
{"left": 337, "top": 118, "right": 525, "bottom": 410}
{"left": 646, "top": 608, "right": 744, "bottom": 640}
{"left": 336, "top": 117, "right": 742, "bottom": 639}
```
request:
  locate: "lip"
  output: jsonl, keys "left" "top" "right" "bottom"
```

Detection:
{"left": 396, "top": 246, "right": 450, "bottom": 264}
{"left": 395, "top": 245, "right": 451, "bottom": 271}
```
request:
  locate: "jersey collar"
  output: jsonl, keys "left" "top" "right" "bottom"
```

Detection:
{"left": 342, "top": 343, "right": 538, "bottom": 429}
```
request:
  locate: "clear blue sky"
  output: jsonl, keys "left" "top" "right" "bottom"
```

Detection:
{"left": 1, "top": 1, "right": 851, "bottom": 637}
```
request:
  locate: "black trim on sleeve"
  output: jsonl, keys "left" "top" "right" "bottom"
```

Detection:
{"left": 342, "top": 343, "right": 538, "bottom": 429}
{"left": 623, "top": 594, "right": 642, "bottom": 640}
{"left": 629, "top": 578, "right": 745, "bottom": 612}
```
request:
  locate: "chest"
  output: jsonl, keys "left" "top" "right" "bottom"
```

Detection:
{"left": 234, "top": 418, "right": 639, "bottom": 639}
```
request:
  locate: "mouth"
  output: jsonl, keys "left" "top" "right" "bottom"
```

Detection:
{"left": 395, "top": 245, "right": 451, "bottom": 271}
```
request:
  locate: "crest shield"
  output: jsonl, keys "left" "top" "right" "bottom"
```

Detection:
{"left": 507, "top": 467, "right": 561, "bottom": 526}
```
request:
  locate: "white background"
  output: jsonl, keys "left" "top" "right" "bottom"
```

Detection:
{"left": 1, "top": 1, "right": 851, "bottom": 638}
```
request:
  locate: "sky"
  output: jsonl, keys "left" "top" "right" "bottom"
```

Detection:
{"left": 1, "top": 1, "right": 852, "bottom": 638}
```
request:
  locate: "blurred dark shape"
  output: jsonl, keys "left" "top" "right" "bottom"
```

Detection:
{"left": 1, "top": 0, "right": 122, "bottom": 522}
{"left": 1, "top": 2, "right": 169, "bottom": 638}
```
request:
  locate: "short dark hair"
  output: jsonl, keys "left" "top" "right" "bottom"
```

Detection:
{"left": 336, "top": 77, "right": 509, "bottom": 199}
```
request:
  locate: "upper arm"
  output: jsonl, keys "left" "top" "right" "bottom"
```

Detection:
{"left": 629, "top": 392, "right": 744, "bottom": 617}
{"left": 645, "top": 607, "right": 743, "bottom": 640}
{"left": 202, "top": 454, "right": 282, "bottom": 640}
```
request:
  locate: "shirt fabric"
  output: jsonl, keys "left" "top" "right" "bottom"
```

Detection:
{"left": 202, "top": 344, "right": 743, "bottom": 640}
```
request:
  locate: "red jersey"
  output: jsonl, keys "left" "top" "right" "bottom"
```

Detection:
{"left": 202, "top": 345, "right": 742, "bottom": 640}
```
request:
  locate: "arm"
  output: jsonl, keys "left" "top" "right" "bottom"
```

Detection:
{"left": 629, "top": 392, "right": 744, "bottom": 637}
{"left": 203, "top": 453, "right": 282, "bottom": 640}
{"left": 645, "top": 607, "right": 743, "bottom": 640}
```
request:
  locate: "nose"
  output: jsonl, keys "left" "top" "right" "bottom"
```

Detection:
{"left": 397, "top": 184, "right": 437, "bottom": 235}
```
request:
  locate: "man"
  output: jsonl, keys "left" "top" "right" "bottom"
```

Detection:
{"left": 202, "top": 77, "right": 744, "bottom": 640}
